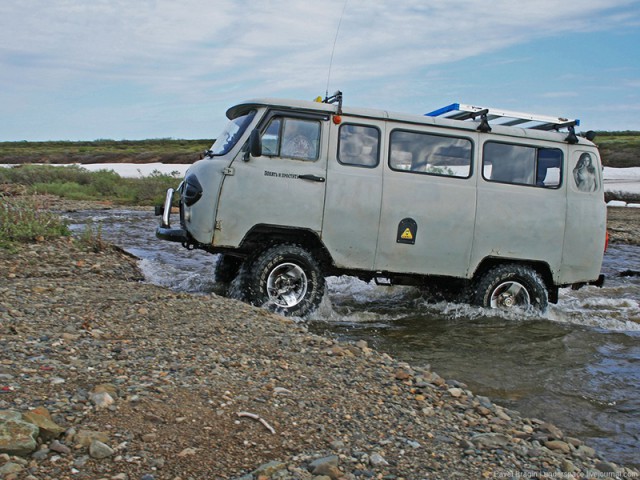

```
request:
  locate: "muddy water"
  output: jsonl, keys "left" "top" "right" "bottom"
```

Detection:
{"left": 65, "top": 208, "right": 640, "bottom": 468}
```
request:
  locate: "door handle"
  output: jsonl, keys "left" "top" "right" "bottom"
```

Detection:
{"left": 299, "top": 174, "right": 326, "bottom": 182}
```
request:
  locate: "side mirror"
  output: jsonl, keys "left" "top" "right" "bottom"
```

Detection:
{"left": 248, "top": 129, "right": 262, "bottom": 159}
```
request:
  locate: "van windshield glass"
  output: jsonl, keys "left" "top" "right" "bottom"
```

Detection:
{"left": 209, "top": 110, "right": 256, "bottom": 156}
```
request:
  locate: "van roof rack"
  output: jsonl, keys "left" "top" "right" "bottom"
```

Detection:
{"left": 425, "top": 103, "right": 580, "bottom": 132}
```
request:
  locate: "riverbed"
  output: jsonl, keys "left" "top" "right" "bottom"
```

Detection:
{"left": 64, "top": 207, "right": 640, "bottom": 469}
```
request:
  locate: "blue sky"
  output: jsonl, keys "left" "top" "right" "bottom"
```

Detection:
{"left": 1, "top": 0, "right": 640, "bottom": 141}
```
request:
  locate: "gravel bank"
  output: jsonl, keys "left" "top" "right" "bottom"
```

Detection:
{"left": 1, "top": 206, "right": 639, "bottom": 479}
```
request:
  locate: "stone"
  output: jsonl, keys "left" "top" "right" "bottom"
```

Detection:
{"left": 22, "top": 407, "right": 66, "bottom": 441}
{"left": 370, "top": 453, "right": 389, "bottom": 466}
{"left": 448, "top": 387, "right": 463, "bottom": 398}
{"left": 49, "top": 439, "right": 72, "bottom": 455}
{"left": 0, "top": 462, "right": 24, "bottom": 476}
{"left": 561, "top": 459, "right": 577, "bottom": 473}
{"left": 471, "top": 433, "right": 510, "bottom": 450}
{"left": 308, "top": 455, "right": 339, "bottom": 473}
{"left": 595, "top": 461, "right": 618, "bottom": 474}
{"left": 0, "top": 411, "right": 40, "bottom": 455}
{"left": 252, "top": 460, "right": 287, "bottom": 477}
{"left": 93, "top": 383, "right": 119, "bottom": 398}
{"left": 545, "top": 440, "right": 571, "bottom": 454}
{"left": 90, "top": 392, "right": 115, "bottom": 408}
{"left": 540, "top": 422, "right": 563, "bottom": 440}
{"left": 573, "top": 444, "right": 596, "bottom": 458}
{"left": 74, "top": 429, "right": 110, "bottom": 448}
{"left": 89, "top": 440, "right": 114, "bottom": 459}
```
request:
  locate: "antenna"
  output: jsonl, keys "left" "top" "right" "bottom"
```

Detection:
{"left": 326, "top": 0, "right": 349, "bottom": 98}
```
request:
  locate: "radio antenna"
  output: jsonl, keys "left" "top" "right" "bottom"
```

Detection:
{"left": 326, "top": 0, "right": 349, "bottom": 99}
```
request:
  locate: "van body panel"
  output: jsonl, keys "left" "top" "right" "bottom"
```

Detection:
{"left": 181, "top": 158, "right": 230, "bottom": 245}
{"left": 321, "top": 117, "right": 385, "bottom": 270}
{"left": 471, "top": 181, "right": 566, "bottom": 278}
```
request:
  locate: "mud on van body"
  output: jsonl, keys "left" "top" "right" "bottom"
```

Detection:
{"left": 156, "top": 95, "right": 607, "bottom": 316}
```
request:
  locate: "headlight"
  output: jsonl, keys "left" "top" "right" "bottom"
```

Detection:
{"left": 182, "top": 174, "right": 203, "bottom": 207}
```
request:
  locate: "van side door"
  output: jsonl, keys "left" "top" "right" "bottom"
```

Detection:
{"left": 322, "top": 119, "right": 385, "bottom": 270}
{"left": 374, "top": 125, "right": 477, "bottom": 277}
{"left": 561, "top": 148, "right": 606, "bottom": 282}
{"left": 213, "top": 111, "right": 329, "bottom": 247}
{"left": 470, "top": 138, "right": 566, "bottom": 278}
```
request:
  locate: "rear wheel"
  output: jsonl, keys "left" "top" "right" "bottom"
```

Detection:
{"left": 241, "top": 244, "right": 325, "bottom": 317}
{"left": 474, "top": 264, "right": 548, "bottom": 311}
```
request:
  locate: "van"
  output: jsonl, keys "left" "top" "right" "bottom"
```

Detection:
{"left": 156, "top": 93, "right": 606, "bottom": 316}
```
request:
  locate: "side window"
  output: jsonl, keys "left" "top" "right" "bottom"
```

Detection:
{"left": 261, "top": 117, "right": 321, "bottom": 161}
{"left": 389, "top": 130, "right": 472, "bottom": 178}
{"left": 338, "top": 124, "right": 380, "bottom": 167}
{"left": 483, "top": 142, "right": 563, "bottom": 188}
{"left": 572, "top": 152, "right": 598, "bottom": 192}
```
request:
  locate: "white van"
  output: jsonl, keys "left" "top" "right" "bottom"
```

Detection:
{"left": 156, "top": 94, "right": 607, "bottom": 316}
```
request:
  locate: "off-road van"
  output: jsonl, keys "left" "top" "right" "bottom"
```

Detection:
{"left": 156, "top": 93, "right": 606, "bottom": 316}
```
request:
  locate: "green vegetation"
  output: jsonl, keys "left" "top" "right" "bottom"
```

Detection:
{"left": 0, "top": 164, "right": 181, "bottom": 206}
{"left": 593, "top": 131, "right": 640, "bottom": 168}
{"left": 0, "top": 195, "right": 70, "bottom": 250}
{"left": 0, "top": 138, "right": 212, "bottom": 165}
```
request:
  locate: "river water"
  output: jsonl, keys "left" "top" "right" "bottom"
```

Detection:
{"left": 65, "top": 208, "right": 640, "bottom": 469}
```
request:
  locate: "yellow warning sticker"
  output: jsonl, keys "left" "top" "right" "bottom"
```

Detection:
{"left": 401, "top": 228, "right": 413, "bottom": 240}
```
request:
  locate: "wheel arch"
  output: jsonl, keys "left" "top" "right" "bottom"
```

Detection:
{"left": 472, "top": 257, "right": 558, "bottom": 304}
{"left": 239, "top": 224, "right": 334, "bottom": 271}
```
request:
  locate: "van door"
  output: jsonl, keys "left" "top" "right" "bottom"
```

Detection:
{"left": 561, "top": 149, "right": 607, "bottom": 283}
{"left": 374, "top": 126, "right": 477, "bottom": 277}
{"left": 213, "top": 112, "right": 329, "bottom": 247}
{"left": 470, "top": 139, "right": 566, "bottom": 277}
{"left": 322, "top": 119, "right": 385, "bottom": 270}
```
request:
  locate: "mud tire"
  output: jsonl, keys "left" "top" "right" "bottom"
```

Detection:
{"left": 241, "top": 244, "right": 325, "bottom": 317}
{"left": 473, "top": 264, "right": 548, "bottom": 311}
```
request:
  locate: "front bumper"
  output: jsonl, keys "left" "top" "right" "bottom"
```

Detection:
{"left": 155, "top": 187, "right": 189, "bottom": 243}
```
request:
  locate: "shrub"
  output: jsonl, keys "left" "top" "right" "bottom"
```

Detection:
{"left": 0, "top": 195, "right": 70, "bottom": 249}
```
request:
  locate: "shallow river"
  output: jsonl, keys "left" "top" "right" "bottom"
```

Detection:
{"left": 65, "top": 208, "right": 640, "bottom": 469}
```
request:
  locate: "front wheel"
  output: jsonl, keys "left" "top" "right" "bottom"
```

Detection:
{"left": 242, "top": 244, "right": 325, "bottom": 317}
{"left": 473, "top": 264, "right": 548, "bottom": 311}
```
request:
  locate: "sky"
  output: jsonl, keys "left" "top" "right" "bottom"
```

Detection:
{"left": 1, "top": 0, "right": 640, "bottom": 141}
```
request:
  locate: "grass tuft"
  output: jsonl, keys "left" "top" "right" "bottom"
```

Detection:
{"left": 0, "top": 194, "right": 70, "bottom": 249}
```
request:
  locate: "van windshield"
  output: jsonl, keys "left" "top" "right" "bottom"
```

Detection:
{"left": 208, "top": 110, "right": 256, "bottom": 156}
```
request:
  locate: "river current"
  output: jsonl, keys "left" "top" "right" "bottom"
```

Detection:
{"left": 65, "top": 208, "right": 640, "bottom": 469}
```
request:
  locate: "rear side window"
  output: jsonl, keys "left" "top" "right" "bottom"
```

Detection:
{"left": 483, "top": 142, "right": 563, "bottom": 188}
{"left": 338, "top": 124, "right": 380, "bottom": 167}
{"left": 389, "top": 130, "right": 472, "bottom": 178}
{"left": 261, "top": 117, "right": 321, "bottom": 161}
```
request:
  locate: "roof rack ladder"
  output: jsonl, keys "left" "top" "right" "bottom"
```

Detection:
{"left": 425, "top": 103, "right": 580, "bottom": 132}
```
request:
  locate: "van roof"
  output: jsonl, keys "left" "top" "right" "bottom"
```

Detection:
{"left": 227, "top": 98, "right": 595, "bottom": 146}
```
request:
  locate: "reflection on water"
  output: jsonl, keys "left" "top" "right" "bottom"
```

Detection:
{"left": 65, "top": 208, "right": 640, "bottom": 468}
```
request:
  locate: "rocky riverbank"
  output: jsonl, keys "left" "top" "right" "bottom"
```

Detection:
{"left": 1, "top": 206, "right": 639, "bottom": 479}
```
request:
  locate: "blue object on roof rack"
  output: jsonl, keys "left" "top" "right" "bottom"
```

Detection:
{"left": 425, "top": 103, "right": 579, "bottom": 131}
